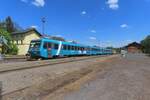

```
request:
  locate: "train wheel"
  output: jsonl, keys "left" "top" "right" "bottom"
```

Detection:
{"left": 37, "top": 58, "right": 42, "bottom": 61}
{"left": 26, "top": 54, "right": 32, "bottom": 61}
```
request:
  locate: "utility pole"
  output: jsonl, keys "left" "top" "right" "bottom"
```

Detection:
{"left": 41, "top": 17, "right": 46, "bottom": 37}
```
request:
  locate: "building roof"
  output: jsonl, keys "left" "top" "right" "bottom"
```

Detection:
{"left": 11, "top": 28, "right": 42, "bottom": 36}
{"left": 125, "top": 42, "right": 142, "bottom": 49}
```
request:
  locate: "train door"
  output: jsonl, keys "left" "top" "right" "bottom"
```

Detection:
{"left": 47, "top": 42, "right": 52, "bottom": 58}
{"left": 43, "top": 42, "right": 52, "bottom": 58}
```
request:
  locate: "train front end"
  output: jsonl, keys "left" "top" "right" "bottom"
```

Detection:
{"left": 26, "top": 39, "right": 42, "bottom": 60}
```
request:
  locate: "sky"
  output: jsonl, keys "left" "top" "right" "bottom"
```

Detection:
{"left": 0, "top": 0, "right": 150, "bottom": 47}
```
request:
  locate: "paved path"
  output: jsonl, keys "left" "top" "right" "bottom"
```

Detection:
{"left": 50, "top": 54, "right": 150, "bottom": 100}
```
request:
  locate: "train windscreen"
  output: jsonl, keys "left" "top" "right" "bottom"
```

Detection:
{"left": 29, "top": 40, "right": 41, "bottom": 49}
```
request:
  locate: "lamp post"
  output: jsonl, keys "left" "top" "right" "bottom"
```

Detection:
{"left": 41, "top": 17, "right": 46, "bottom": 37}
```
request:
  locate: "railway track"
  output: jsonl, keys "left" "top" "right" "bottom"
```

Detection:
{"left": 0, "top": 55, "right": 107, "bottom": 74}
{"left": 0, "top": 56, "right": 26, "bottom": 63}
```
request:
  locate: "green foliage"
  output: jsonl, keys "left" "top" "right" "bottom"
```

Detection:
{"left": 141, "top": 35, "right": 150, "bottom": 54}
{"left": 0, "top": 28, "right": 11, "bottom": 42}
{"left": 0, "top": 28, "right": 18, "bottom": 55}
{"left": 5, "top": 16, "right": 16, "bottom": 33}
{"left": 8, "top": 44, "right": 18, "bottom": 55}
{"left": 0, "top": 16, "right": 23, "bottom": 33}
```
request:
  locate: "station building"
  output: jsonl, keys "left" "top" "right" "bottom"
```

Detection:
{"left": 125, "top": 42, "right": 142, "bottom": 53}
{"left": 11, "top": 28, "right": 42, "bottom": 55}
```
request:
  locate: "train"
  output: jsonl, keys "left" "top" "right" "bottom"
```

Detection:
{"left": 26, "top": 38, "right": 113, "bottom": 60}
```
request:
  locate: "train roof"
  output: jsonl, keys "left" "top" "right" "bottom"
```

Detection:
{"left": 38, "top": 38, "right": 88, "bottom": 47}
{"left": 31, "top": 38, "right": 112, "bottom": 50}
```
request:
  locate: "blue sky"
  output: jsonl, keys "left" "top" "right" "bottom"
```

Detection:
{"left": 0, "top": 0, "right": 150, "bottom": 47}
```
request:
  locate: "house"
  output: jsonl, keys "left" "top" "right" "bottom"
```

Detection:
{"left": 125, "top": 42, "right": 142, "bottom": 53}
{"left": 11, "top": 28, "right": 42, "bottom": 55}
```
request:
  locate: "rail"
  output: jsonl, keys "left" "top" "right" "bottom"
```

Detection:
{"left": 0, "top": 55, "right": 108, "bottom": 74}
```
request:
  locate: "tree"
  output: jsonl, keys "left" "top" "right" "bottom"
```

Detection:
{"left": 5, "top": 16, "right": 16, "bottom": 33}
{"left": 0, "top": 28, "right": 18, "bottom": 54}
{"left": 0, "top": 21, "right": 6, "bottom": 29}
{"left": 141, "top": 35, "right": 150, "bottom": 54}
{"left": 0, "top": 16, "right": 23, "bottom": 33}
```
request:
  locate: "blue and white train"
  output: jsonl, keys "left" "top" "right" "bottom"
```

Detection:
{"left": 26, "top": 38, "right": 112, "bottom": 59}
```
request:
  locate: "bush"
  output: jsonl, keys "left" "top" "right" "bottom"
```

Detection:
{"left": 141, "top": 35, "right": 150, "bottom": 54}
{"left": 8, "top": 44, "right": 18, "bottom": 55}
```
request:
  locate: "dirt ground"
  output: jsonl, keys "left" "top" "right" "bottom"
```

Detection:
{"left": 43, "top": 54, "right": 150, "bottom": 100}
{"left": 2, "top": 55, "right": 116, "bottom": 100}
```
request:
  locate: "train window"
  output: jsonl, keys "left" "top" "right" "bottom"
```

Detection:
{"left": 43, "top": 42, "right": 48, "bottom": 49}
{"left": 66, "top": 45, "right": 68, "bottom": 50}
{"left": 85, "top": 48, "right": 88, "bottom": 50}
{"left": 76, "top": 47, "right": 78, "bottom": 50}
{"left": 73, "top": 46, "right": 75, "bottom": 50}
{"left": 70, "top": 46, "right": 72, "bottom": 50}
{"left": 79, "top": 47, "right": 81, "bottom": 50}
{"left": 74, "top": 46, "right": 76, "bottom": 50}
{"left": 86, "top": 48, "right": 88, "bottom": 51}
{"left": 69, "top": 46, "right": 71, "bottom": 50}
{"left": 54, "top": 44, "right": 59, "bottom": 49}
{"left": 81, "top": 47, "right": 84, "bottom": 51}
{"left": 77, "top": 47, "right": 79, "bottom": 50}
{"left": 83, "top": 47, "right": 85, "bottom": 50}
{"left": 70, "top": 45, "right": 73, "bottom": 50}
{"left": 71, "top": 46, "right": 74, "bottom": 50}
{"left": 61, "top": 45, "right": 64, "bottom": 49}
{"left": 78, "top": 47, "right": 80, "bottom": 50}
{"left": 75, "top": 46, "right": 78, "bottom": 51}
{"left": 43, "top": 42, "right": 52, "bottom": 49}
{"left": 30, "top": 41, "right": 41, "bottom": 49}
{"left": 68, "top": 45, "right": 70, "bottom": 50}
{"left": 48, "top": 43, "right": 52, "bottom": 48}
{"left": 63, "top": 45, "right": 67, "bottom": 50}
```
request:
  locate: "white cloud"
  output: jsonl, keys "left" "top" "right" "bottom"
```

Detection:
{"left": 21, "top": 0, "right": 28, "bottom": 3}
{"left": 91, "top": 30, "right": 97, "bottom": 33}
{"left": 126, "top": 40, "right": 133, "bottom": 43}
{"left": 101, "top": 7, "right": 105, "bottom": 10}
{"left": 32, "top": 0, "right": 45, "bottom": 7}
{"left": 89, "top": 37, "right": 96, "bottom": 40}
{"left": 81, "top": 11, "right": 87, "bottom": 15}
{"left": 55, "top": 35, "right": 62, "bottom": 37}
{"left": 30, "top": 25, "right": 38, "bottom": 29}
{"left": 120, "top": 24, "right": 128, "bottom": 28}
{"left": 106, "top": 0, "right": 119, "bottom": 10}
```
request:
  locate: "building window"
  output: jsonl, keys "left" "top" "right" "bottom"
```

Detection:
{"left": 21, "top": 40, "right": 23, "bottom": 45}
{"left": 18, "top": 40, "right": 21, "bottom": 45}
{"left": 16, "top": 40, "right": 18, "bottom": 45}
